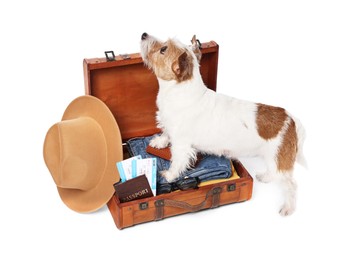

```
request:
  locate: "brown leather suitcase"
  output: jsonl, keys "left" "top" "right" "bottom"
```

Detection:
{"left": 83, "top": 41, "right": 253, "bottom": 229}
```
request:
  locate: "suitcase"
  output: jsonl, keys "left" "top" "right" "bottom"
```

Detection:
{"left": 83, "top": 40, "right": 253, "bottom": 229}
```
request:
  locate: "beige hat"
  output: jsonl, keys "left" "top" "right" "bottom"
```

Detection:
{"left": 43, "top": 95, "right": 122, "bottom": 213}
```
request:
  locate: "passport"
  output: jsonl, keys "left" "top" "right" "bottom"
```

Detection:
{"left": 113, "top": 175, "right": 154, "bottom": 203}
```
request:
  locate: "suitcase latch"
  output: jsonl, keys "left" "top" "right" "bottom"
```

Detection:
{"left": 120, "top": 53, "right": 131, "bottom": 60}
{"left": 227, "top": 183, "right": 236, "bottom": 192}
{"left": 139, "top": 202, "right": 148, "bottom": 210}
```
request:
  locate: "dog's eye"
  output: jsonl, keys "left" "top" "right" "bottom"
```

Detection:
{"left": 160, "top": 46, "right": 168, "bottom": 54}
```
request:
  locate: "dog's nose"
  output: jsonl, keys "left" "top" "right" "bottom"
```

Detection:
{"left": 141, "top": 32, "right": 148, "bottom": 40}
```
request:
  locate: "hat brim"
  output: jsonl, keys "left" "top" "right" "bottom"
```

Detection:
{"left": 55, "top": 95, "right": 122, "bottom": 213}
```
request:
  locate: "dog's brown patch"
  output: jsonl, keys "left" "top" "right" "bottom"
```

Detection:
{"left": 256, "top": 103, "right": 287, "bottom": 140}
{"left": 172, "top": 52, "right": 193, "bottom": 82}
{"left": 276, "top": 119, "right": 297, "bottom": 172}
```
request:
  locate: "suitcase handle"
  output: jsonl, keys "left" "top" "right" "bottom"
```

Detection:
{"left": 155, "top": 186, "right": 222, "bottom": 220}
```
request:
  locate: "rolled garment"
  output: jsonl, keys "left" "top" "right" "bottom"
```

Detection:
{"left": 126, "top": 135, "right": 232, "bottom": 187}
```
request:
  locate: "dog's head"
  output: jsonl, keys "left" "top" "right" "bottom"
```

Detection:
{"left": 140, "top": 33, "right": 201, "bottom": 82}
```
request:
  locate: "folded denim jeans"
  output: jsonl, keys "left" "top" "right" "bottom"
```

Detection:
{"left": 126, "top": 135, "right": 232, "bottom": 191}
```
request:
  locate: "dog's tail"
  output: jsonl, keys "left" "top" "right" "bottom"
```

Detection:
{"left": 293, "top": 116, "right": 308, "bottom": 169}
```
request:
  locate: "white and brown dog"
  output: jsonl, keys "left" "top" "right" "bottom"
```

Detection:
{"left": 140, "top": 32, "right": 306, "bottom": 216}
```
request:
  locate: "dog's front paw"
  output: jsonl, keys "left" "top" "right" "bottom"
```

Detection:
{"left": 256, "top": 172, "right": 273, "bottom": 183}
{"left": 161, "top": 170, "right": 179, "bottom": 183}
{"left": 149, "top": 135, "right": 169, "bottom": 149}
{"left": 279, "top": 204, "right": 295, "bottom": 216}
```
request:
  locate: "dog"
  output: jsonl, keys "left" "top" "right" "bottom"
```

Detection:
{"left": 140, "top": 32, "right": 306, "bottom": 216}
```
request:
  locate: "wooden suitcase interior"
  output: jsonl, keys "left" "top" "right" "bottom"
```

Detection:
{"left": 84, "top": 42, "right": 218, "bottom": 140}
{"left": 83, "top": 41, "right": 253, "bottom": 229}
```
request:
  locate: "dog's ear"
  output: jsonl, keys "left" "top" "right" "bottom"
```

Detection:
{"left": 172, "top": 52, "right": 193, "bottom": 82}
{"left": 191, "top": 35, "right": 202, "bottom": 63}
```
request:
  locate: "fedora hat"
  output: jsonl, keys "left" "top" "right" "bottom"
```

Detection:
{"left": 43, "top": 95, "right": 122, "bottom": 213}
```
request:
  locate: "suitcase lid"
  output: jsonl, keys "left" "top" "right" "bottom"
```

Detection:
{"left": 83, "top": 41, "right": 219, "bottom": 141}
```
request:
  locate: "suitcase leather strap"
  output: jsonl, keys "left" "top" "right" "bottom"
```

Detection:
{"left": 155, "top": 186, "right": 222, "bottom": 221}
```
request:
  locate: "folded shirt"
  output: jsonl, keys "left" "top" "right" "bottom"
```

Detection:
{"left": 127, "top": 135, "right": 232, "bottom": 193}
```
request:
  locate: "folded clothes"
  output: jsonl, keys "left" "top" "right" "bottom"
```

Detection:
{"left": 127, "top": 135, "right": 233, "bottom": 194}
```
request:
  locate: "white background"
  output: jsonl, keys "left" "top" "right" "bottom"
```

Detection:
{"left": 1, "top": 0, "right": 346, "bottom": 259}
